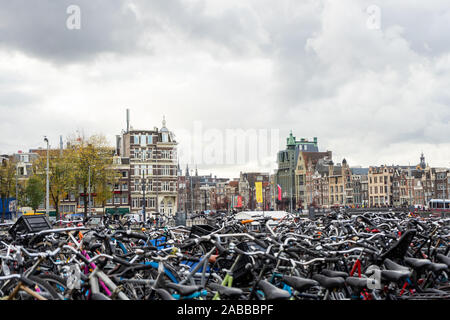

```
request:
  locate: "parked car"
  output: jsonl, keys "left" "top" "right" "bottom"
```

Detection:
{"left": 123, "top": 214, "right": 143, "bottom": 224}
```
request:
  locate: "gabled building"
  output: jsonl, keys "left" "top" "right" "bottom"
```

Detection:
{"left": 299, "top": 151, "right": 332, "bottom": 209}
{"left": 275, "top": 132, "right": 326, "bottom": 211}
{"left": 118, "top": 114, "right": 178, "bottom": 218}
{"left": 368, "top": 165, "right": 395, "bottom": 207}
{"left": 351, "top": 167, "right": 369, "bottom": 207}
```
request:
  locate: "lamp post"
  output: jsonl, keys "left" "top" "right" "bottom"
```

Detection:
{"left": 190, "top": 171, "right": 194, "bottom": 213}
{"left": 44, "top": 137, "right": 49, "bottom": 216}
{"left": 142, "top": 170, "right": 146, "bottom": 223}
{"left": 155, "top": 144, "right": 159, "bottom": 216}
{"left": 15, "top": 163, "right": 18, "bottom": 220}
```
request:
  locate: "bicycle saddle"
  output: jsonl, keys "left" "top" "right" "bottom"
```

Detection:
{"left": 312, "top": 274, "right": 345, "bottom": 290}
{"left": 427, "top": 262, "right": 448, "bottom": 274}
{"left": 257, "top": 280, "right": 291, "bottom": 300}
{"left": 165, "top": 283, "right": 203, "bottom": 296}
{"left": 321, "top": 269, "right": 348, "bottom": 278}
{"left": 403, "top": 257, "right": 432, "bottom": 270}
{"left": 384, "top": 258, "right": 410, "bottom": 272}
{"left": 436, "top": 254, "right": 450, "bottom": 268}
{"left": 282, "top": 276, "right": 319, "bottom": 292}
{"left": 345, "top": 277, "right": 369, "bottom": 290}
{"left": 379, "top": 270, "right": 411, "bottom": 283}
{"left": 208, "top": 283, "right": 243, "bottom": 298}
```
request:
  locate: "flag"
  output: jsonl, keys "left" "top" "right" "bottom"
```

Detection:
{"left": 255, "top": 182, "right": 263, "bottom": 203}
{"left": 237, "top": 195, "right": 242, "bottom": 208}
{"left": 277, "top": 184, "right": 282, "bottom": 201}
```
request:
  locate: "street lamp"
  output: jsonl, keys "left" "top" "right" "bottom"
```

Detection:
{"left": 44, "top": 137, "right": 49, "bottom": 216}
{"left": 142, "top": 170, "right": 146, "bottom": 223}
{"left": 15, "top": 163, "right": 18, "bottom": 220}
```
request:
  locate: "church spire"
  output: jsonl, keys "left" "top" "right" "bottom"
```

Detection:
{"left": 420, "top": 152, "right": 426, "bottom": 169}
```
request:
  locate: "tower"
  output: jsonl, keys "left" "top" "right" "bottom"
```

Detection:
{"left": 420, "top": 153, "right": 426, "bottom": 170}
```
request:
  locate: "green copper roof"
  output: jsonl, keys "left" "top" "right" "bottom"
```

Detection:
{"left": 286, "top": 132, "right": 318, "bottom": 148}
{"left": 287, "top": 131, "right": 296, "bottom": 146}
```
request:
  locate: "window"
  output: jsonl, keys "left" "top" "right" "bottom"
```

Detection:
{"left": 122, "top": 182, "right": 128, "bottom": 191}
{"left": 161, "top": 150, "right": 172, "bottom": 159}
{"left": 121, "top": 196, "right": 128, "bottom": 204}
{"left": 122, "top": 171, "right": 128, "bottom": 178}
{"left": 162, "top": 133, "right": 169, "bottom": 143}
{"left": 162, "top": 165, "right": 171, "bottom": 176}
{"left": 134, "top": 149, "right": 142, "bottom": 160}
{"left": 132, "top": 198, "right": 140, "bottom": 208}
{"left": 140, "top": 135, "right": 146, "bottom": 147}
{"left": 162, "top": 182, "right": 170, "bottom": 191}
{"left": 106, "top": 198, "right": 113, "bottom": 204}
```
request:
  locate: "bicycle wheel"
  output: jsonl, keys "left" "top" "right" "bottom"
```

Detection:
{"left": 6, "top": 275, "right": 64, "bottom": 300}
{"left": 37, "top": 273, "right": 68, "bottom": 299}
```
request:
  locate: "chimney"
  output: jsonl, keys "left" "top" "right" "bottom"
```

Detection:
{"left": 116, "top": 135, "right": 122, "bottom": 156}
{"left": 126, "top": 108, "right": 130, "bottom": 133}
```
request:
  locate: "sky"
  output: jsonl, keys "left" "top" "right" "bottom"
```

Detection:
{"left": 0, "top": 0, "right": 449, "bottom": 179}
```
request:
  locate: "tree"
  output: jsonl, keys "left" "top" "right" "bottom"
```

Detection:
{"left": 34, "top": 149, "right": 75, "bottom": 221}
{"left": 0, "top": 157, "right": 16, "bottom": 223}
{"left": 24, "top": 176, "right": 45, "bottom": 212}
{"left": 67, "top": 134, "right": 118, "bottom": 219}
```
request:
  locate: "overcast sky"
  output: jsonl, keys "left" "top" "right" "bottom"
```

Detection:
{"left": 1, "top": 0, "right": 449, "bottom": 178}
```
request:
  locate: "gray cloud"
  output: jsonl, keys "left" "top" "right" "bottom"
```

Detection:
{"left": 0, "top": 0, "right": 449, "bottom": 174}
{"left": 0, "top": 0, "right": 143, "bottom": 63}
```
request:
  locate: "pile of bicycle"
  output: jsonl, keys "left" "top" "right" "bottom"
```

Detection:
{"left": 0, "top": 210, "right": 448, "bottom": 300}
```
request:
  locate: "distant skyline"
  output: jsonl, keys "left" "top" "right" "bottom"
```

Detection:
{"left": 1, "top": 0, "right": 449, "bottom": 178}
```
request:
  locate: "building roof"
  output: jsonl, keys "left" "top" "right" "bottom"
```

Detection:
{"left": 351, "top": 167, "right": 369, "bottom": 175}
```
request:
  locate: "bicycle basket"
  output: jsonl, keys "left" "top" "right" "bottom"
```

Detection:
{"left": 229, "top": 241, "right": 265, "bottom": 286}
{"left": 8, "top": 214, "right": 52, "bottom": 239}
